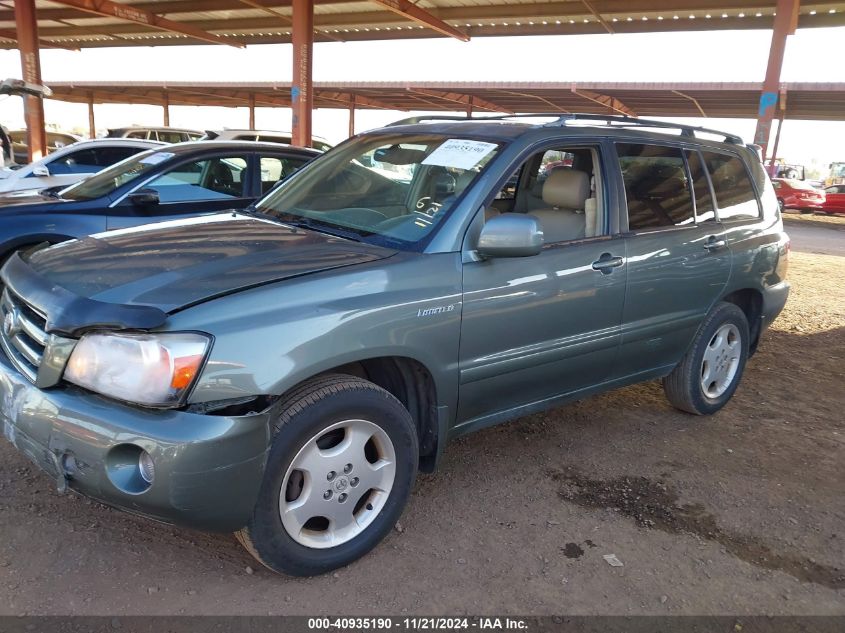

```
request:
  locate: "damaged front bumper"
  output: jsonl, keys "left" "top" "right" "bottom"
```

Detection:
{"left": 0, "top": 352, "right": 270, "bottom": 532}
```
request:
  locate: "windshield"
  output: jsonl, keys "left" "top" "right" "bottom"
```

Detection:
{"left": 254, "top": 133, "right": 502, "bottom": 249}
{"left": 60, "top": 149, "right": 174, "bottom": 200}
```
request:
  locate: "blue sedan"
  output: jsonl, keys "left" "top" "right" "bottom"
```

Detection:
{"left": 0, "top": 141, "right": 320, "bottom": 260}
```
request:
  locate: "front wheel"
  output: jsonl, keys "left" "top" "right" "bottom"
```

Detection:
{"left": 237, "top": 374, "right": 418, "bottom": 576}
{"left": 663, "top": 302, "right": 749, "bottom": 415}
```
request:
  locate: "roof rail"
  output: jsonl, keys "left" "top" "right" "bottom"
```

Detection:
{"left": 546, "top": 113, "right": 744, "bottom": 144}
{"left": 386, "top": 113, "right": 743, "bottom": 145}
{"left": 387, "top": 114, "right": 477, "bottom": 126}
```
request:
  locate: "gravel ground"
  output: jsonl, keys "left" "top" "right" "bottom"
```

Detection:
{"left": 0, "top": 230, "right": 843, "bottom": 616}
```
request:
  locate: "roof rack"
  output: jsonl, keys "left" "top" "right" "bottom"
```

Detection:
{"left": 386, "top": 113, "right": 743, "bottom": 145}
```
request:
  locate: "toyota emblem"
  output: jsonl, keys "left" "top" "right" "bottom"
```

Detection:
{"left": 3, "top": 309, "right": 21, "bottom": 338}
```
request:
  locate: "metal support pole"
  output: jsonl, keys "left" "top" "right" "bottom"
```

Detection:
{"left": 769, "top": 115, "right": 785, "bottom": 165}
{"left": 248, "top": 94, "right": 256, "bottom": 129}
{"left": 87, "top": 93, "right": 96, "bottom": 139}
{"left": 348, "top": 95, "right": 355, "bottom": 138}
{"left": 163, "top": 93, "right": 170, "bottom": 126}
{"left": 291, "top": 0, "right": 314, "bottom": 148}
{"left": 466, "top": 96, "right": 473, "bottom": 118}
{"left": 14, "top": 0, "right": 47, "bottom": 162}
{"left": 754, "top": 0, "right": 800, "bottom": 157}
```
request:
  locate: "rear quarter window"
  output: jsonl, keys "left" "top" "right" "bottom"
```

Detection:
{"left": 701, "top": 151, "right": 760, "bottom": 221}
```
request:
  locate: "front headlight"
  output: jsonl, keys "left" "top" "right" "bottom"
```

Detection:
{"left": 64, "top": 332, "right": 211, "bottom": 407}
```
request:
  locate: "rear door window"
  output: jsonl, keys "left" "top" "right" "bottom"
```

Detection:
{"left": 259, "top": 155, "right": 311, "bottom": 194}
{"left": 701, "top": 151, "right": 760, "bottom": 221}
{"left": 616, "top": 143, "right": 695, "bottom": 230}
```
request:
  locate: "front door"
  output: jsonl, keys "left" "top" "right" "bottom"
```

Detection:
{"left": 458, "top": 238, "right": 627, "bottom": 426}
{"left": 456, "top": 143, "right": 627, "bottom": 427}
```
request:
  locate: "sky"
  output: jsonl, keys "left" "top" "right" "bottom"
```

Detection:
{"left": 1, "top": 25, "right": 844, "bottom": 168}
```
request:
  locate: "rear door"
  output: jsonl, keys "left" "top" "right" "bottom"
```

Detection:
{"left": 107, "top": 152, "right": 253, "bottom": 229}
{"left": 613, "top": 143, "right": 732, "bottom": 378}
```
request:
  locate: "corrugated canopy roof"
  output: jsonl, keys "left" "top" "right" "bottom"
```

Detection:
{"left": 44, "top": 80, "right": 845, "bottom": 120}
{"left": 1, "top": 1, "right": 844, "bottom": 48}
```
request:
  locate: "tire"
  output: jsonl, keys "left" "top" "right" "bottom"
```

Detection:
{"left": 663, "top": 302, "right": 749, "bottom": 415}
{"left": 237, "top": 373, "right": 418, "bottom": 576}
{"left": 777, "top": 198, "right": 785, "bottom": 214}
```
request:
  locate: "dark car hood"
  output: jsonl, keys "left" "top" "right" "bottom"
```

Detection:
{"left": 0, "top": 192, "right": 66, "bottom": 210}
{"left": 20, "top": 214, "right": 395, "bottom": 318}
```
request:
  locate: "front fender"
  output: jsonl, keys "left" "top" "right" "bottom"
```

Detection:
{"left": 167, "top": 251, "right": 464, "bottom": 424}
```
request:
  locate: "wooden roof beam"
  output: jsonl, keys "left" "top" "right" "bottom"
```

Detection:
{"left": 570, "top": 86, "right": 637, "bottom": 117}
{"left": 369, "top": 0, "right": 469, "bottom": 41}
{"left": 44, "top": 0, "right": 246, "bottom": 48}
{"left": 407, "top": 88, "right": 513, "bottom": 114}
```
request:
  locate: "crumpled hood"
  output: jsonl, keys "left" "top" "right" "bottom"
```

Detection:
{"left": 23, "top": 213, "right": 395, "bottom": 314}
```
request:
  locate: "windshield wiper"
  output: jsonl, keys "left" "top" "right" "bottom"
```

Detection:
{"left": 278, "top": 216, "right": 364, "bottom": 243}
{"left": 233, "top": 206, "right": 286, "bottom": 222}
{"left": 234, "top": 208, "right": 364, "bottom": 242}
{"left": 39, "top": 187, "right": 63, "bottom": 199}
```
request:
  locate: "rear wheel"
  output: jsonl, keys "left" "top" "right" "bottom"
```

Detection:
{"left": 236, "top": 374, "right": 418, "bottom": 576}
{"left": 663, "top": 302, "right": 749, "bottom": 415}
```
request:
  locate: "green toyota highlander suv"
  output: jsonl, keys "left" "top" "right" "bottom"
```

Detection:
{"left": 0, "top": 115, "right": 789, "bottom": 576}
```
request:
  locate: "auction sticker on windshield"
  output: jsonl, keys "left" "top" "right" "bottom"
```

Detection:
{"left": 422, "top": 139, "right": 497, "bottom": 170}
{"left": 139, "top": 152, "right": 175, "bottom": 165}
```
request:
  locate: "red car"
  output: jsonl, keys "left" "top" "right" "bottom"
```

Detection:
{"left": 820, "top": 185, "right": 845, "bottom": 214}
{"left": 771, "top": 178, "right": 826, "bottom": 213}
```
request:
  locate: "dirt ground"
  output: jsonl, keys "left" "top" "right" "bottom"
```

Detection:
{"left": 0, "top": 225, "right": 843, "bottom": 616}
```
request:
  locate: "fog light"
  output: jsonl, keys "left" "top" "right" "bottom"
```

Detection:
{"left": 138, "top": 450, "right": 155, "bottom": 484}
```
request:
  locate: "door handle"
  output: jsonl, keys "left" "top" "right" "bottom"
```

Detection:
{"left": 591, "top": 253, "right": 624, "bottom": 274}
{"left": 703, "top": 237, "right": 727, "bottom": 251}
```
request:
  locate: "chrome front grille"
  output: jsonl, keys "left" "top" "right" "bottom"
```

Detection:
{"left": 1, "top": 288, "right": 47, "bottom": 382}
{"left": 0, "top": 288, "right": 75, "bottom": 387}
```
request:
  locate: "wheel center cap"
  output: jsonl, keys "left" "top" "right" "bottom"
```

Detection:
{"left": 334, "top": 476, "right": 349, "bottom": 492}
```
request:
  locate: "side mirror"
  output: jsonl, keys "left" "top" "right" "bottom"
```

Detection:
{"left": 31, "top": 165, "right": 50, "bottom": 177}
{"left": 127, "top": 188, "right": 160, "bottom": 206}
{"left": 477, "top": 213, "right": 544, "bottom": 258}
